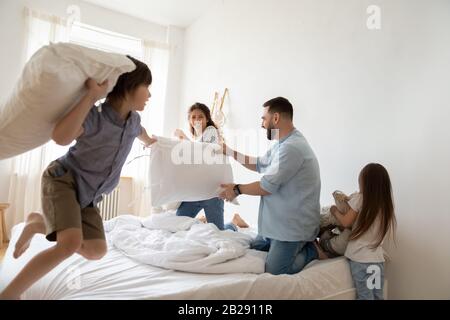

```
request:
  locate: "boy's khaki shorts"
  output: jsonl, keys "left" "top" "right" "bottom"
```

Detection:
{"left": 41, "top": 161, "right": 105, "bottom": 242}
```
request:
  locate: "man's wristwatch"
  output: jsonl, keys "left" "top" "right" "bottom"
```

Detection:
{"left": 233, "top": 184, "right": 242, "bottom": 197}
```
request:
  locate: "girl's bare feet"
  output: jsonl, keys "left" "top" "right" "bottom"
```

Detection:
{"left": 231, "top": 214, "right": 249, "bottom": 228}
{"left": 198, "top": 214, "right": 207, "bottom": 224}
{"left": 313, "top": 240, "right": 329, "bottom": 260}
{"left": 13, "top": 212, "right": 46, "bottom": 259}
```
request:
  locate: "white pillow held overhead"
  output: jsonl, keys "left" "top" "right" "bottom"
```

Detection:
{"left": 0, "top": 42, "right": 136, "bottom": 160}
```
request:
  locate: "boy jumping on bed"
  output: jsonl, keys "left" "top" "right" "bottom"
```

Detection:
{"left": 0, "top": 56, "right": 156, "bottom": 300}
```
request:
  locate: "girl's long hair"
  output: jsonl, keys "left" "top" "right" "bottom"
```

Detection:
{"left": 188, "top": 103, "right": 218, "bottom": 137}
{"left": 350, "top": 163, "right": 397, "bottom": 248}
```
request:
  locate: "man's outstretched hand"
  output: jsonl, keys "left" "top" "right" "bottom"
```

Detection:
{"left": 219, "top": 183, "right": 237, "bottom": 202}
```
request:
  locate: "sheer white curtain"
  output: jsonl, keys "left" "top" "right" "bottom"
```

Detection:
{"left": 7, "top": 7, "right": 170, "bottom": 235}
{"left": 7, "top": 8, "right": 70, "bottom": 235}
{"left": 121, "top": 40, "right": 169, "bottom": 216}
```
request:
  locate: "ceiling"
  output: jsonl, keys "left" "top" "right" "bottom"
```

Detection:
{"left": 83, "top": 0, "right": 221, "bottom": 28}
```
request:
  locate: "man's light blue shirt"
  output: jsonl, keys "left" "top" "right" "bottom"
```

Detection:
{"left": 256, "top": 129, "right": 321, "bottom": 242}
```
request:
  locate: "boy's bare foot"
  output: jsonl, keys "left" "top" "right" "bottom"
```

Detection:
{"left": 198, "top": 215, "right": 207, "bottom": 224}
{"left": 313, "top": 240, "right": 329, "bottom": 260}
{"left": 13, "top": 212, "right": 45, "bottom": 259}
{"left": 231, "top": 214, "right": 249, "bottom": 228}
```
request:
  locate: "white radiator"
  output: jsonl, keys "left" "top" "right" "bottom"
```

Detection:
{"left": 98, "top": 187, "right": 120, "bottom": 221}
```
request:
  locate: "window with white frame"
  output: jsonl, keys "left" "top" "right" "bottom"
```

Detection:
{"left": 69, "top": 22, "right": 144, "bottom": 60}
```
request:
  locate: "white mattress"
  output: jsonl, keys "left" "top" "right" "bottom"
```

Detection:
{"left": 0, "top": 222, "right": 356, "bottom": 300}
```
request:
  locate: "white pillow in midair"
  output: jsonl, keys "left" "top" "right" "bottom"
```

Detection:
{"left": 0, "top": 42, "right": 136, "bottom": 160}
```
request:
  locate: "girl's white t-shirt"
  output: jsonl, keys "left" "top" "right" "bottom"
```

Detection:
{"left": 344, "top": 193, "right": 386, "bottom": 263}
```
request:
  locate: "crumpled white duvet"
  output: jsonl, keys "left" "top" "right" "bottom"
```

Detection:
{"left": 105, "top": 213, "right": 266, "bottom": 274}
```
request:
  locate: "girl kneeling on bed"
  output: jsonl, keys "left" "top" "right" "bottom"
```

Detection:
{"left": 318, "top": 163, "right": 397, "bottom": 300}
{"left": 174, "top": 103, "right": 249, "bottom": 231}
{"left": 0, "top": 56, "right": 157, "bottom": 300}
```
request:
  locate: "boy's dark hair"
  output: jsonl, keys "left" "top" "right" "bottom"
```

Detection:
{"left": 188, "top": 103, "right": 218, "bottom": 136}
{"left": 106, "top": 55, "right": 152, "bottom": 102}
{"left": 263, "top": 97, "right": 293, "bottom": 120}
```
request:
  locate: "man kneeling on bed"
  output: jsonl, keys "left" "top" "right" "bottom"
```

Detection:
{"left": 219, "top": 97, "right": 322, "bottom": 275}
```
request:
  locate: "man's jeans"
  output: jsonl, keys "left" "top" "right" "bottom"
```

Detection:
{"left": 250, "top": 235, "right": 318, "bottom": 275}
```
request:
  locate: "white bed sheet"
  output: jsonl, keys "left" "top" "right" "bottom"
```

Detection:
{"left": 0, "top": 222, "right": 356, "bottom": 300}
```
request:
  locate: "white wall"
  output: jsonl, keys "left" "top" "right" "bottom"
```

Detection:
{"left": 179, "top": 0, "right": 450, "bottom": 299}
{"left": 0, "top": 0, "right": 184, "bottom": 201}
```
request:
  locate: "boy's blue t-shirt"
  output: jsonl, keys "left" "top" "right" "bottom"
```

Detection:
{"left": 58, "top": 102, "right": 142, "bottom": 208}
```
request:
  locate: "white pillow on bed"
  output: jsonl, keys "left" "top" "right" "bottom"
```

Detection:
{"left": 0, "top": 42, "right": 135, "bottom": 160}
{"left": 149, "top": 136, "right": 235, "bottom": 207}
{"left": 142, "top": 211, "right": 199, "bottom": 232}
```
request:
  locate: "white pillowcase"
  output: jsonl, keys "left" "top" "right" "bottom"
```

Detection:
{"left": 0, "top": 42, "right": 135, "bottom": 160}
{"left": 149, "top": 136, "right": 235, "bottom": 207}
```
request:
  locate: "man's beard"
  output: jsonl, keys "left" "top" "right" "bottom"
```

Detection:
{"left": 266, "top": 122, "right": 276, "bottom": 140}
